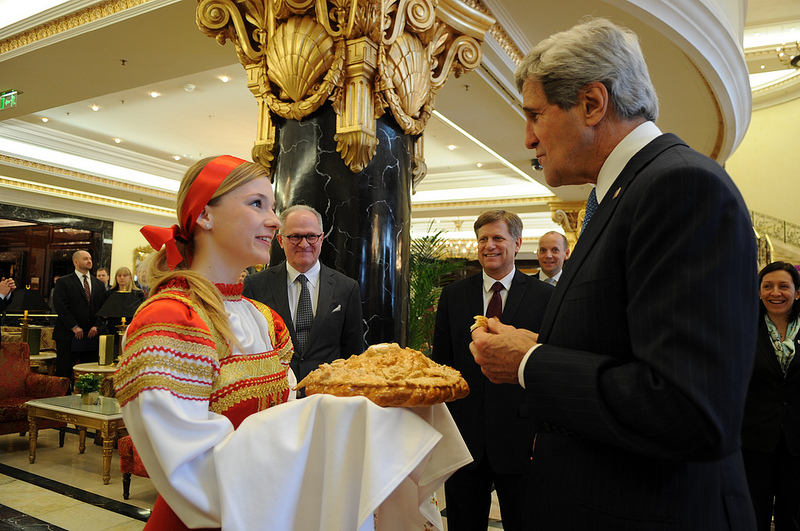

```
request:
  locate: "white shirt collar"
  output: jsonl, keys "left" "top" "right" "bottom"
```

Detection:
{"left": 595, "top": 121, "right": 661, "bottom": 203}
{"left": 286, "top": 261, "right": 321, "bottom": 287}
{"left": 482, "top": 268, "right": 516, "bottom": 293}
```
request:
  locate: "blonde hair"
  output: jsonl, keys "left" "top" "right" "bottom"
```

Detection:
{"left": 112, "top": 266, "right": 140, "bottom": 292}
{"left": 146, "top": 157, "right": 271, "bottom": 349}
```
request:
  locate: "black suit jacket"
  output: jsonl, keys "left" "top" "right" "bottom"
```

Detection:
{"left": 432, "top": 269, "right": 553, "bottom": 474}
{"left": 243, "top": 261, "right": 365, "bottom": 382}
{"left": 741, "top": 318, "right": 800, "bottom": 454}
{"left": 524, "top": 134, "right": 758, "bottom": 529}
{"left": 52, "top": 272, "right": 108, "bottom": 341}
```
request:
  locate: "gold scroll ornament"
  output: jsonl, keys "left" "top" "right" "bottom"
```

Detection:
{"left": 196, "top": 0, "right": 494, "bottom": 179}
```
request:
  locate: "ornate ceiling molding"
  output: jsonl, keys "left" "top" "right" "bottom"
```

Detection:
{"left": 461, "top": 0, "right": 524, "bottom": 65}
{"left": 0, "top": 154, "right": 176, "bottom": 200}
{"left": 0, "top": 175, "right": 174, "bottom": 216}
{"left": 412, "top": 196, "right": 554, "bottom": 210}
{"left": 0, "top": 0, "right": 178, "bottom": 60}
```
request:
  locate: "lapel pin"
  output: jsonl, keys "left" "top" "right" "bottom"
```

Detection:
{"left": 613, "top": 187, "right": 621, "bottom": 199}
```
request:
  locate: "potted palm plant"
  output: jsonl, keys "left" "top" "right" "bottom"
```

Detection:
{"left": 409, "top": 228, "right": 464, "bottom": 357}
{"left": 74, "top": 373, "right": 104, "bottom": 404}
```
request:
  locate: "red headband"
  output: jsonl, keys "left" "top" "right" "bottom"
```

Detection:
{"left": 141, "top": 155, "right": 247, "bottom": 270}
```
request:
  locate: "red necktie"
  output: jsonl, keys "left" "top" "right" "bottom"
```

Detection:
{"left": 486, "top": 282, "right": 503, "bottom": 319}
{"left": 83, "top": 274, "right": 91, "bottom": 303}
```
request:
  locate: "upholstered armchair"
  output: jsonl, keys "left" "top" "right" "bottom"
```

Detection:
{"left": 0, "top": 341, "right": 70, "bottom": 436}
{"left": 118, "top": 435, "right": 149, "bottom": 499}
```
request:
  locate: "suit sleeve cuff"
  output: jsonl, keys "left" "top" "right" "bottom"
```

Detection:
{"left": 518, "top": 344, "right": 542, "bottom": 389}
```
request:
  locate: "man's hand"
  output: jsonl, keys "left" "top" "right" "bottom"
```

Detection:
{"left": 73, "top": 326, "right": 84, "bottom": 340}
{"left": 0, "top": 277, "right": 15, "bottom": 297}
{"left": 87, "top": 326, "right": 99, "bottom": 339}
{"left": 469, "top": 318, "right": 539, "bottom": 384}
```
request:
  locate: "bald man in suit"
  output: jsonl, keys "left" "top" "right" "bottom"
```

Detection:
{"left": 52, "top": 250, "right": 108, "bottom": 379}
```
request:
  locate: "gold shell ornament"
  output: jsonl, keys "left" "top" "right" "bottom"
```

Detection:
{"left": 387, "top": 32, "right": 431, "bottom": 118}
{"left": 265, "top": 16, "right": 335, "bottom": 102}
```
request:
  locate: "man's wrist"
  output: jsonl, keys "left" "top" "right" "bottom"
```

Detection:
{"left": 517, "top": 344, "right": 542, "bottom": 388}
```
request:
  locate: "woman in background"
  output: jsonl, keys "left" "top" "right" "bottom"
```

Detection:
{"left": 742, "top": 261, "right": 800, "bottom": 530}
{"left": 110, "top": 266, "right": 141, "bottom": 293}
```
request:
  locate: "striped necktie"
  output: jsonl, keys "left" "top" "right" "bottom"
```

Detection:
{"left": 82, "top": 274, "right": 91, "bottom": 303}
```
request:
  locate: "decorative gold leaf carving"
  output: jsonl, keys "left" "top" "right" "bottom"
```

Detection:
{"left": 334, "top": 130, "right": 379, "bottom": 173}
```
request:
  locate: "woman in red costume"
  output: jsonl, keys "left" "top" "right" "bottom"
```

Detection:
{"left": 115, "top": 155, "right": 294, "bottom": 529}
{"left": 115, "top": 155, "right": 471, "bottom": 531}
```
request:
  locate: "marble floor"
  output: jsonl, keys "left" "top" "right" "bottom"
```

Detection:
{"left": 0, "top": 427, "right": 503, "bottom": 530}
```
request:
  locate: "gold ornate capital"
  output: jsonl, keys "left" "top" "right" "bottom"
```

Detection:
{"left": 548, "top": 200, "right": 586, "bottom": 251}
{"left": 196, "top": 0, "right": 494, "bottom": 174}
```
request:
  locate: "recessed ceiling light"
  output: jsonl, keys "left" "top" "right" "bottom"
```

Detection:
{"left": 41, "top": 117, "right": 48, "bottom": 122}
{"left": 447, "top": 145, "right": 456, "bottom": 151}
{"left": 91, "top": 104, "right": 99, "bottom": 111}
{"left": 150, "top": 91, "right": 160, "bottom": 98}
{"left": 761, "top": 65, "right": 766, "bottom": 69}
{"left": 476, "top": 162, "right": 483, "bottom": 168}
{"left": 114, "top": 138, "right": 122, "bottom": 144}
{"left": 219, "top": 75, "right": 230, "bottom": 83}
{"left": 173, "top": 155, "right": 181, "bottom": 161}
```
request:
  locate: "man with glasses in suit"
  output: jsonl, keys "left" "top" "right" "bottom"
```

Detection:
{"left": 243, "top": 205, "right": 365, "bottom": 393}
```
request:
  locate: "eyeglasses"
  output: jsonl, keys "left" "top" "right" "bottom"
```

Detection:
{"left": 284, "top": 233, "right": 322, "bottom": 244}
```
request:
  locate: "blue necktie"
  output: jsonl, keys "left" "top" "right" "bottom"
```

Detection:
{"left": 581, "top": 188, "right": 598, "bottom": 233}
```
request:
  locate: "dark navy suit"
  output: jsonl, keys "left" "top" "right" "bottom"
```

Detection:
{"left": 524, "top": 133, "right": 758, "bottom": 530}
{"left": 433, "top": 268, "right": 552, "bottom": 530}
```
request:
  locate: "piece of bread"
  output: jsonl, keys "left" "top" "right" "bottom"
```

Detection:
{"left": 294, "top": 343, "right": 469, "bottom": 407}
{"left": 470, "top": 315, "right": 490, "bottom": 333}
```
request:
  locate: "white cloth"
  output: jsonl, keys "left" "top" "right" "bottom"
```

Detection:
{"left": 217, "top": 396, "right": 471, "bottom": 531}
{"left": 122, "top": 296, "right": 471, "bottom": 530}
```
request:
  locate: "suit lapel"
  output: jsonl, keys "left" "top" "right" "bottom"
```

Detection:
{"left": 71, "top": 273, "right": 88, "bottom": 308}
{"left": 502, "top": 269, "right": 526, "bottom": 322}
{"left": 468, "top": 274, "right": 485, "bottom": 319}
{"left": 539, "top": 134, "right": 686, "bottom": 339}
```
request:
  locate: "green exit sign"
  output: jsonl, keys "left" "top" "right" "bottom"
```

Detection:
{"left": 0, "top": 90, "right": 18, "bottom": 110}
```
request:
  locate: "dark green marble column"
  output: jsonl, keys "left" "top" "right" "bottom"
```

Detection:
{"left": 269, "top": 104, "right": 412, "bottom": 347}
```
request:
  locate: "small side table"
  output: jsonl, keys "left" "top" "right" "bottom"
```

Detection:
{"left": 30, "top": 352, "right": 57, "bottom": 375}
{"left": 26, "top": 395, "right": 125, "bottom": 485}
